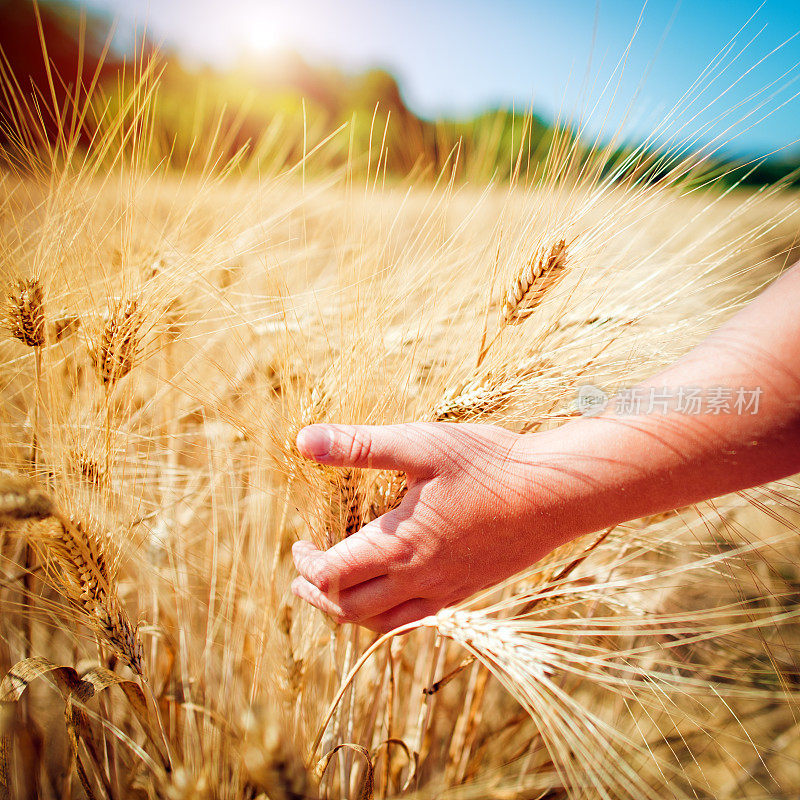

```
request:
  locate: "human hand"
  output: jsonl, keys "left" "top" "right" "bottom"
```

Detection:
{"left": 291, "top": 266, "right": 800, "bottom": 634}
{"left": 291, "top": 422, "right": 569, "bottom": 632}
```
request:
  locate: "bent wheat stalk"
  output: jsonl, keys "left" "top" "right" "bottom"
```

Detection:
{"left": 40, "top": 517, "right": 144, "bottom": 675}
{"left": 310, "top": 621, "right": 422, "bottom": 763}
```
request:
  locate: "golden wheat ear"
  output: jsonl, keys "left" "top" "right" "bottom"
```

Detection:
{"left": 40, "top": 515, "right": 145, "bottom": 674}
{"left": 476, "top": 237, "right": 571, "bottom": 366}
{"left": 88, "top": 297, "right": 144, "bottom": 385}
{"left": 3, "top": 277, "right": 46, "bottom": 348}
{"left": 501, "top": 238, "right": 569, "bottom": 325}
{"left": 0, "top": 472, "right": 144, "bottom": 673}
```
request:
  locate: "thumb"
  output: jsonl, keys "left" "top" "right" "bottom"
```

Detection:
{"left": 296, "top": 423, "right": 439, "bottom": 475}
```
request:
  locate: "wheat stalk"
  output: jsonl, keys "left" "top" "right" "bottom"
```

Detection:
{"left": 339, "top": 470, "right": 364, "bottom": 540}
{"left": 68, "top": 448, "right": 108, "bottom": 488}
{"left": 475, "top": 238, "right": 569, "bottom": 366}
{"left": 2, "top": 277, "right": 50, "bottom": 707}
{"left": 280, "top": 605, "right": 304, "bottom": 697}
{"left": 432, "top": 377, "right": 510, "bottom": 422}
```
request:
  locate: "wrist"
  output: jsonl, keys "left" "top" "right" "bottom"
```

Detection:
{"left": 512, "top": 421, "right": 620, "bottom": 551}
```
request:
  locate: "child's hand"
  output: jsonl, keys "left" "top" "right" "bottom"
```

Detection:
{"left": 291, "top": 422, "right": 565, "bottom": 632}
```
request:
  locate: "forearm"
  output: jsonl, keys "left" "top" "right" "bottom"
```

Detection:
{"left": 524, "top": 263, "right": 800, "bottom": 542}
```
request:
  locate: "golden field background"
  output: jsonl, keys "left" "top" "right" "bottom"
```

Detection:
{"left": 1, "top": 9, "right": 800, "bottom": 798}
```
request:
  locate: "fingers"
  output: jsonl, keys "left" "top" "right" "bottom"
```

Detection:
{"left": 292, "top": 505, "right": 430, "bottom": 625}
{"left": 290, "top": 576, "right": 442, "bottom": 633}
{"left": 292, "top": 524, "right": 398, "bottom": 592}
{"left": 360, "top": 598, "right": 442, "bottom": 633}
{"left": 291, "top": 575, "right": 344, "bottom": 620}
{"left": 291, "top": 573, "right": 401, "bottom": 623}
{"left": 296, "top": 423, "right": 440, "bottom": 475}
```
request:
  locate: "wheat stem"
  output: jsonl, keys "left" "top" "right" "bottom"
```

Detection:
{"left": 309, "top": 621, "right": 424, "bottom": 764}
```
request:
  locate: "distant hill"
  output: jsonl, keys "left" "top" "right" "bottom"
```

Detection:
{"left": 0, "top": 0, "right": 122, "bottom": 152}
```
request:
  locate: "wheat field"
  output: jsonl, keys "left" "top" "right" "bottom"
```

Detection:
{"left": 1, "top": 39, "right": 800, "bottom": 800}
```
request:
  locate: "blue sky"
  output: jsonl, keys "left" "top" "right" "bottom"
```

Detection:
{"left": 80, "top": 0, "right": 800, "bottom": 156}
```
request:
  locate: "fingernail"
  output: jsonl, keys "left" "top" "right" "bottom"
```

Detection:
{"left": 297, "top": 425, "right": 332, "bottom": 459}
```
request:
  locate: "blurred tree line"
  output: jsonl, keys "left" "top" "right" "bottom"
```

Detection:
{"left": 1, "top": 0, "right": 798, "bottom": 187}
